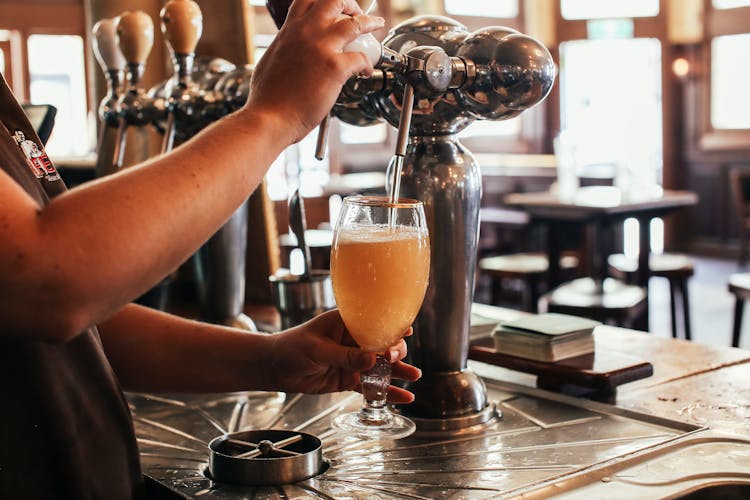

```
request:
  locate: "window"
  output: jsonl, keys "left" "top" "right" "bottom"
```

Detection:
{"left": 713, "top": 0, "right": 750, "bottom": 8}
{"left": 0, "top": 30, "right": 13, "bottom": 89}
{"left": 340, "top": 123, "right": 388, "bottom": 144}
{"left": 445, "top": 0, "right": 518, "bottom": 18}
{"left": 27, "top": 35, "right": 89, "bottom": 157}
{"left": 710, "top": 34, "right": 750, "bottom": 130}
{"left": 265, "top": 129, "right": 331, "bottom": 200}
{"left": 699, "top": 1, "right": 750, "bottom": 149}
{"left": 558, "top": 32, "right": 664, "bottom": 254}
{"left": 459, "top": 119, "right": 519, "bottom": 139}
{"left": 559, "top": 37, "right": 663, "bottom": 185}
{"left": 561, "top": 0, "right": 659, "bottom": 20}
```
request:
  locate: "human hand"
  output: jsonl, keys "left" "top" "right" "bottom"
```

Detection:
{"left": 265, "top": 310, "right": 421, "bottom": 403}
{"left": 245, "top": 0, "right": 385, "bottom": 144}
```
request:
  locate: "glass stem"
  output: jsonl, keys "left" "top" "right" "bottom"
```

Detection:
{"left": 359, "top": 354, "right": 392, "bottom": 424}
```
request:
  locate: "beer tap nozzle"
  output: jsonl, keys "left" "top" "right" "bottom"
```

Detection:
{"left": 314, "top": 37, "right": 407, "bottom": 162}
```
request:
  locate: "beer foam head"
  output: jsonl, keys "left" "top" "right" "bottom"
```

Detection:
{"left": 337, "top": 224, "right": 427, "bottom": 243}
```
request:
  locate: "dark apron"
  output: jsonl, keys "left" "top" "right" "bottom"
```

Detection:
{"left": 0, "top": 75, "right": 144, "bottom": 499}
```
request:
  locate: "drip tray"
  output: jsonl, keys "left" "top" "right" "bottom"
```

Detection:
{"left": 129, "top": 381, "right": 708, "bottom": 498}
{"left": 208, "top": 430, "right": 325, "bottom": 486}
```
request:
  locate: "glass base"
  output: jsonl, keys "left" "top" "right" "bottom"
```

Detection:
{"left": 332, "top": 409, "right": 416, "bottom": 441}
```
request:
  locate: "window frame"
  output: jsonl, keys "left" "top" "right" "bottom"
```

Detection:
{"left": 0, "top": 39, "right": 16, "bottom": 92}
{"left": 698, "top": 2, "right": 750, "bottom": 151}
{"left": 552, "top": 0, "right": 676, "bottom": 187}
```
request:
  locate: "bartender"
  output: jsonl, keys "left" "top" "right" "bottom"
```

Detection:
{"left": 0, "top": 0, "right": 419, "bottom": 498}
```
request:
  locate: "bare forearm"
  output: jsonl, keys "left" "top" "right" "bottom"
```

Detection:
{"left": 47, "top": 111, "right": 285, "bottom": 305}
{"left": 98, "top": 304, "right": 276, "bottom": 393}
{"left": 99, "top": 305, "right": 420, "bottom": 402}
{"left": 11, "top": 110, "right": 287, "bottom": 338}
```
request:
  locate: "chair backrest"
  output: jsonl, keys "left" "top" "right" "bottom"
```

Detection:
{"left": 20, "top": 104, "right": 57, "bottom": 145}
{"left": 729, "top": 165, "right": 750, "bottom": 219}
{"left": 273, "top": 195, "right": 332, "bottom": 236}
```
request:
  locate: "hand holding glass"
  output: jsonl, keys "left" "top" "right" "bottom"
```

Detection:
{"left": 330, "top": 196, "right": 430, "bottom": 439}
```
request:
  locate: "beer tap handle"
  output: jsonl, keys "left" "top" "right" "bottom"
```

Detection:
{"left": 314, "top": 114, "right": 331, "bottom": 161}
{"left": 160, "top": 0, "right": 203, "bottom": 83}
{"left": 116, "top": 10, "right": 154, "bottom": 88}
{"left": 112, "top": 11, "right": 153, "bottom": 170}
{"left": 313, "top": 33, "right": 403, "bottom": 162}
{"left": 395, "top": 83, "right": 415, "bottom": 157}
{"left": 92, "top": 18, "right": 126, "bottom": 76}
{"left": 159, "top": 0, "right": 203, "bottom": 154}
{"left": 93, "top": 17, "right": 128, "bottom": 177}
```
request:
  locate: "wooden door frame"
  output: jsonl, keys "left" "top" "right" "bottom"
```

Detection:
{"left": 0, "top": 40, "right": 14, "bottom": 91}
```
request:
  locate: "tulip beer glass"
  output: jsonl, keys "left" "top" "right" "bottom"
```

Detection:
{"left": 330, "top": 196, "right": 430, "bottom": 439}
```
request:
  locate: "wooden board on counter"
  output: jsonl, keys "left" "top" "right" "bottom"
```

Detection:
{"left": 470, "top": 334, "right": 653, "bottom": 403}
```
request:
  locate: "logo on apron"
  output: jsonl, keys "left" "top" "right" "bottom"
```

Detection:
{"left": 12, "top": 129, "right": 60, "bottom": 182}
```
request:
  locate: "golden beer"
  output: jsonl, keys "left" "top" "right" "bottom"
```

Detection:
{"left": 331, "top": 225, "right": 430, "bottom": 352}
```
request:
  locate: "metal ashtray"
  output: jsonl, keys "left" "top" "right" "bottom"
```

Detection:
{"left": 269, "top": 269, "right": 335, "bottom": 329}
{"left": 208, "top": 430, "right": 324, "bottom": 486}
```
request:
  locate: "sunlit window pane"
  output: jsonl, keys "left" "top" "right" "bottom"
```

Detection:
{"left": 265, "top": 129, "right": 330, "bottom": 200}
{"left": 561, "top": 0, "right": 659, "bottom": 20}
{"left": 559, "top": 38, "right": 663, "bottom": 185}
{"left": 711, "top": 34, "right": 750, "bottom": 130}
{"left": 27, "top": 35, "right": 89, "bottom": 157}
{"left": 622, "top": 217, "right": 664, "bottom": 258}
{"left": 340, "top": 122, "right": 388, "bottom": 144}
{"left": 445, "top": 0, "right": 518, "bottom": 18}
{"left": 713, "top": 0, "right": 750, "bottom": 8}
{"left": 459, "top": 119, "right": 519, "bottom": 139}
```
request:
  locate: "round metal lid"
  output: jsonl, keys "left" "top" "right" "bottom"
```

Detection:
{"left": 208, "top": 430, "right": 324, "bottom": 486}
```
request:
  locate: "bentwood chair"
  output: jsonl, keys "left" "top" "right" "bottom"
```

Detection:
{"left": 729, "top": 273, "right": 750, "bottom": 348}
{"left": 479, "top": 252, "right": 579, "bottom": 313}
{"left": 274, "top": 195, "right": 333, "bottom": 270}
{"left": 608, "top": 253, "right": 694, "bottom": 340}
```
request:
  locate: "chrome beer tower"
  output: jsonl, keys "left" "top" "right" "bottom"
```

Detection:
{"left": 328, "top": 17, "right": 556, "bottom": 430}
{"left": 91, "top": 0, "right": 256, "bottom": 330}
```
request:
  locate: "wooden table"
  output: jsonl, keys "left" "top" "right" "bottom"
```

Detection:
{"left": 504, "top": 187, "right": 698, "bottom": 327}
{"left": 504, "top": 187, "right": 698, "bottom": 288}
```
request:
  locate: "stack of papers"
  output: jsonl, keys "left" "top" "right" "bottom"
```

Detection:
{"left": 492, "top": 313, "right": 601, "bottom": 362}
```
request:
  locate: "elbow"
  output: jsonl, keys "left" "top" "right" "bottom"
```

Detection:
{"left": 18, "top": 279, "right": 98, "bottom": 344}
{"left": 0, "top": 306, "right": 92, "bottom": 344}
{"left": 29, "top": 306, "right": 93, "bottom": 344}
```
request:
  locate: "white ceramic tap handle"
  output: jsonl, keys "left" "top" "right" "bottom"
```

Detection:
{"left": 92, "top": 18, "right": 127, "bottom": 72}
{"left": 343, "top": 34, "right": 382, "bottom": 67}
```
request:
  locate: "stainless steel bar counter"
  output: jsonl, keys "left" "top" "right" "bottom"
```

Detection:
{"left": 129, "top": 306, "right": 750, "bottom": 499}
